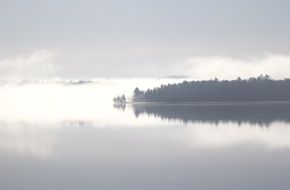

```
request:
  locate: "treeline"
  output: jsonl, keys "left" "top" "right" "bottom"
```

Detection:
{"left": 132, "top": 75, "right": 290, "bottom": 102}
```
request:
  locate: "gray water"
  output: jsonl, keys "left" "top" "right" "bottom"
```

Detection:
{"left": 1, "top": 102, "right": 290, "bottom": 190}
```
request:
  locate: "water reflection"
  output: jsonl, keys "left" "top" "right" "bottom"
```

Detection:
{"left": 113, "top": 103, "right": 126, "bottom": 111}
{"left": 0, "top": 124, "right": 58, "bottom": 158}
{"left": 131, "top": 102, "right": 290, "bottom": 126}
{"left": 0, "top": 103, "right": 290, "bottom": 190}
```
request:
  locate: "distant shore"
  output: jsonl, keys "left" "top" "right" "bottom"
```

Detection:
{"left": 127, "top": 100, "right": 290, "bottom": 105}
{"left": 122, "top": 75, "right": 290, "bottom": 103}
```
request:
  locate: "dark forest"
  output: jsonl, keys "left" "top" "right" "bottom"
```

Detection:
{"left": 132, "top": 75, "right": 290, "bottom": 102}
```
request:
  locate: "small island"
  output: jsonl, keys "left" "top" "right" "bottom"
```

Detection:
{"left": 115, "top": 75, "right": 290, "bottom": 103}
{"left": 113, "top": 94, "right": 127, "bottom": 104}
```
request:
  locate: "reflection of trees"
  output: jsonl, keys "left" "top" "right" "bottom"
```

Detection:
{"left": 113, "top": 103, "right": 126, "bottom": 111}
{"left": 132, "top": 102, "right": 290, "bottom": 126}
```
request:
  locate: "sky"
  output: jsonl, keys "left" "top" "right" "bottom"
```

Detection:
{"left": 1, "top": 0, "right": 290, "bottom": 79}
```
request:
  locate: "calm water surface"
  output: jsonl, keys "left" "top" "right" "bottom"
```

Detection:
{"left": 1, "top": 102, "right": 290, "bottom": 190}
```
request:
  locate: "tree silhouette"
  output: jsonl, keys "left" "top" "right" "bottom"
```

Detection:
{"left": 113, "top": 94, "right": 126, "bottom": 104}
{"left": 131, "top": 75, "right": 290, "bottom": 102}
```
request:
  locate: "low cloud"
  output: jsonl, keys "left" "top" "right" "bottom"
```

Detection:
{"left": 0, "top": 50, "right": 57, "bottom": 80}
{"left": 181, "top": 54, "right": 290, "bottom": 80}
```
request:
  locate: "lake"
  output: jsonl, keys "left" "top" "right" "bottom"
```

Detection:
{"left": 1, "top": 99, "right": 290, "bottom": 190}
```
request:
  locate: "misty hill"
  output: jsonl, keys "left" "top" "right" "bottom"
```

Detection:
{"left": 0, "top": 79, "right": 98, "bottom": 86}
{"left": 132, "top": 75, "right": 290, "bottom": 102}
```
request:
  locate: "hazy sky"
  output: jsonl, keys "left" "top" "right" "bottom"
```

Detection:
{"left": 1, "top": 0, "right": 290, "bottom": 79}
